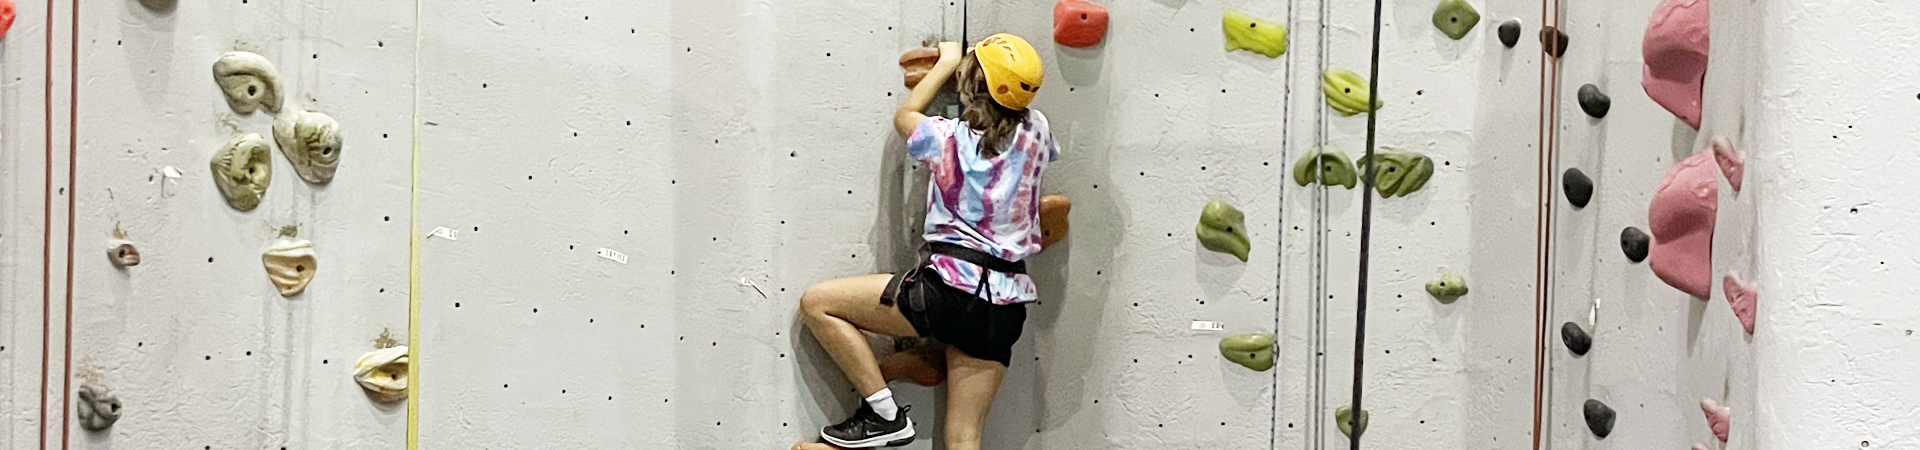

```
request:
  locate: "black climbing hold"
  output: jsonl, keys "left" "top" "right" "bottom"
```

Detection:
{"left": 1563, "top": 168, "right": 1593, "bottom": 208}
{"left": 1578, "top": 84, "right": 1611, "bottom": 118}
{"left": 1498, "top": 20, "right": 1521, "bottom": 48}
{"left": 1539, "top": 26, "right": 1569, "bottom": 58}
{"left": 1561, "top": 322, "right": 1591, "bottom": 356}
{"left": 1584, "top": 399, "right": 1616, "bottom": 438}
{"left": 1620, "top": 227, "right": 1650, "bottom": 263}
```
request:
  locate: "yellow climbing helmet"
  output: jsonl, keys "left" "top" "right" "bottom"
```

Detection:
{"left": 973, "top": 33, "right": 1045, "bottom": 110}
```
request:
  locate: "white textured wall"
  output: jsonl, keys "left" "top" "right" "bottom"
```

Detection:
{"left": 1273, "top": 0, "right": 1545, "bottom": 448}
{"left": 13, "top": 1, "right": 416, "bottom": 449}
{"left": 414, "top": 0, "right": 1282, "bottom": 448}
{"left": 1751, "top": 1, "right": 1920, "bottom": 449}
{"left": 2, "top": 0, "right": 55, "bottom": 447}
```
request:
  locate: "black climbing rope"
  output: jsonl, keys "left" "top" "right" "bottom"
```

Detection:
{"left": 1348, "top": 0, "right": 1387, "bottom": 447}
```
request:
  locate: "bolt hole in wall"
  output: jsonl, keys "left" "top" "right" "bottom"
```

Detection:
{"left": 15, "top": 0, "right": 1823, "bottom": 449}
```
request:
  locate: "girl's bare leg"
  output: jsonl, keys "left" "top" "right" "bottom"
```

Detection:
{"left": 941, "top": 346, "right": 1007, "bottom": 450}
{"left": 798, "top": 274, "right": 920, "bottom": 397}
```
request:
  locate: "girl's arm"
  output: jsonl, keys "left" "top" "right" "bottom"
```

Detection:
{"left": 895, "top": 41, "right": 964, "bottom": 138}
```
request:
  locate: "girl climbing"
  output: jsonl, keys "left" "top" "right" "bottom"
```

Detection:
{"left": 793, "top": 33, "right": 1055, "bottom": 450}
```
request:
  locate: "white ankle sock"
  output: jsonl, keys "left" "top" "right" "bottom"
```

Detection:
{"left": 864, "top": 388, "right": 899, "bottom": 421}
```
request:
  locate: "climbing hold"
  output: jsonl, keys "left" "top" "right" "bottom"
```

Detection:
{"left": 1722, "top": 272, "right": 1757, "bottom": 334}
{"left": 1292, "top": 145, "right": 1358, "bottom": 189}
{"left": 0, "top": 0, "right": 14, "bottom": 41}
{"left": 1561, "top": 322, "right": 1592, "bottom": 355}
{"left": 1648, "top": 150, "right": 1718, "bottom": 299}
{"left": 1356, "top": 151, "right": 1435, "bottom": 198}
{"left": 137, "top": 0, "right": 177, "bottom": 11}
{"left": 1053, "top": 0, "right": 1109, "bottom": 48}
{"left": 1642, "top": 0, "right": 1709, "bottom": 129}
{"left": 1584, "top": 399, "right": 1615, "bottom": 438}
{"left": 899, "top": 46, "right": 940, "bottom": 89}
{"left": 1039, "top": 194, "right": 1072, "bottom": 251}
{"left": 273, "top": 109, "right": 343, "bottom": 184}
{"left": 1431, "top": 0, "right": 1481, "bottom": 40}
{"left": 1620, "top": 226, "right": 1651, "bottom": 263}
{"left": 1426, "top": 273, "right": 1468, "bottom": 298}
{"left": 262, "top": 237, "right": 318, "bottom": 297}
{"left": 1218, "top": 333, "right": 1274, "bottom": 372}
{"left": 1196, "top": 200, "right": 1250, "bottom": 262}
{"left": 1497, "top": 19, "right": 1521, "bottom": 48}
{"left": 1336, "top": 406, "right": 1368, "bottom": 438}
{"left": 1563, "top": 167, "right": 1594, "bottom": 208}
{"left": 1578, "top": 84, "right": 1611, "bottom": 118}
{"left": 76, "top": 385, "right": 121, "bottom": 431}
{"left": 1322, "top": 68, "right": 1381, "bottom": 116}
{"left": 354, "top": 346, "right": 410, "bottom": 403}
{"left": 1539, "top": 26, "right": 1569, "bottom": 58}
{"left": 210, "top": 133, "right": 273, "bottom": 211}
{"left": 1711, "top": 137, "right": 1745, "bottom": 192}
{"left": 1700, "top": 397, "right": 1731, "bottom": 442}
{"left": 107, "top": 239, "right": 141, "bottom": 267}
{"left": 211, "top": 52, "right": 284, "bottom": 114}
{"left": 1222, "top": 9, "right": 1288, "bottom": 58}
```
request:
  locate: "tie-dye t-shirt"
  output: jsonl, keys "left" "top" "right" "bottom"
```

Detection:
{"left": 905, "top": 110, "right": 1059, "bottom": 305}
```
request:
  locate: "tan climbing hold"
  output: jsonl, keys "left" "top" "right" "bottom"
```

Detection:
{"left": 273, "top": 110, "right": 343, "bottom": 184}
{"left": 212, "top": 51, "right": 283, "bottom": 114}
{"left": 353, "top": 346, "right": 409, "bottom": 403}
{"left": 262, "top": 237, "right": 317, "bottom": 297}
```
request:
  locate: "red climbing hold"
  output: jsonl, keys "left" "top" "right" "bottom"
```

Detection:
{"left": 1642, "top": 0, "right": 1709, "bottom": 129}
{"left": 1053, "top": 0, "right": 1109, "bottom": 48}
{"left": 1723, "top": 272, "right": 1757, "bottom": 334}
{"left": 1648, "top": 150, "right": 1718, "bottom": 299}
{"left": 0, "top": 0, "right": 15, "bottom": 41}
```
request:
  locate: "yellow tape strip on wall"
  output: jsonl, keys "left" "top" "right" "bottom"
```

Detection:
{"left": 407, "top": 0, "right": 423, "bottom": 447}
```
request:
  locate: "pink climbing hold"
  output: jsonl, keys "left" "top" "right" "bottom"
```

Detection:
{"left": 1648, "top": 150, "right": 1718, "bottom": 299}
{"left": 1723, "top": 272, "right": 1757, "bottom": 334}
{"left": 1700, "top": 398, "right": 1731, "bottom": 442}
{"left": 1642, "top": 0, "right": 1709, "bottom": 129}
{"left": 0, "top": 0, "right": 15, "bottom": 41}
{"left": 1053, "top": 0, "right": 1109, "bottom": 48}
{"left": 1711, "top": 137, "right": 1745, "bottom": 192}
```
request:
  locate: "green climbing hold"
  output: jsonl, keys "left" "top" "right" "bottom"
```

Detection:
{"left": 1432, "top": 0, "right": 1482, "bottom": 40}
{"left": 1293, "top": 145, "right": 1359, "bottom": 189}
{"left": 1336, "top": 406, "right": 1369, "bottom": 438}
{"left": 1355, "top": 151, "right": 1436, "bottom": 198}
{"left": 1197, "top": 200, "right": 1251, "bottom": 262}
{"left": 1426, "top": 273, "right": 1469, "bottom": 298}
{"left": 1222, "top": 9, "right": 1288, "bottom": 58}
{"left": 1218, "top": 333, "right": 1275, "bottom": 371}
{"left": 1322, "top": 68, "right": 1382, "bottom": 116}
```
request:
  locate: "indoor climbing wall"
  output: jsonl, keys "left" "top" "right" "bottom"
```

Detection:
{"left": 411, "top": 0, "right": 1287, "bottom": 448}
{"left": 1545, "top": 0, "right": 1763, "bottom": 447}
{"left": 1, "top": 0, "right": 53, "bottom": 447}
{"left": 964, "top": 1, "right": 1289, "bottom": 448}
{"left": 30, "top": 1, "right": 416, "bottom": 449}
{"left": 1273, "top": 0, "right": 1549, "bottom": 448}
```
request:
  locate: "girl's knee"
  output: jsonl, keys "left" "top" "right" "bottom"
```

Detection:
{"left": 798, "top": 282, "right": 833, "bottom": 316}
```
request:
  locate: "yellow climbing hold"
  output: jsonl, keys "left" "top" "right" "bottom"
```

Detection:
{"left": 1223, "top": 9, "right": 1288, "bottom": 58}
{"left": 1322, "top": 68, "right": 1382, "bottom": 116}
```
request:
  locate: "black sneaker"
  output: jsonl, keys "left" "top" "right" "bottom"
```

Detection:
{"left": 820, "top": 403, "right": 914, "bottom": 448}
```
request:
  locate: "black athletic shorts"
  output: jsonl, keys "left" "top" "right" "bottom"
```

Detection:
{"left": 883, "top": 266, "right": 1028, "bottom": 366}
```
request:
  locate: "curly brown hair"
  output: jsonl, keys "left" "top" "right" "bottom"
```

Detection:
{"left": 956, "top": 52, "right": 1029, "bottom": 159}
